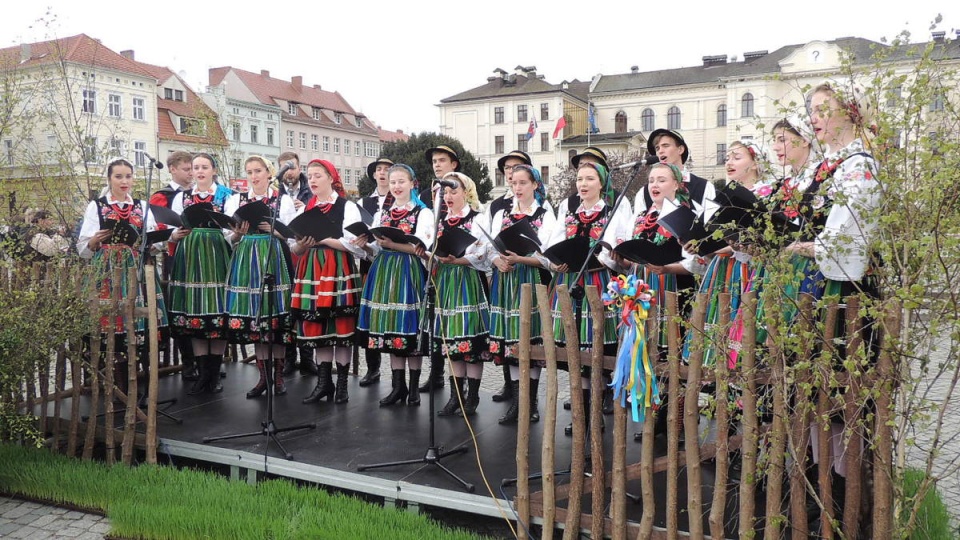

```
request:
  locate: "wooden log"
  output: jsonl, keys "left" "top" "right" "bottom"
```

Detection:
{"left": 557, "top": 284, "right": 585, "bottom": 540}
{"left": 665, "top": 291, "right": 682, "bottom": 540}
{"left": 789, "top": 294, "right": 815, "bottom": 540}
{"left": 842, "top": 296, "right": 863, "bottom": 540}
{"left": 535, "top": 284, "right": 559, "bottom": 537}
{"left": 873, "top": 301, "right": 900, "bottom": 539}
{"left": 82, "top": 284, "right": 102, "bottom": 462}
{"left": 516, "top": 284, "right": 533, "bottom": 531}
{"left": 683, "top": 293, "right": 708, "bottom": 539}
{"left": 763, "top": 291, "right": 786, "bottom": 540}
{"left": 145, "top": 264, "right": 161, "bottom": 464}
{"left": 585, "top": 285, "right": 606, "bottom": 540}
{"left": 51, "top": 347, "right": 67, "bottom": 451}
{"left": 738, "top": 291, "right": 758, "bottom": 538}
{"left": 103, "top": 266, "right": 120, "bottom": 466}
{"left": 708, "top": 293, "right": 731, "bottom": 540}
{"left": 36, "top": 346, "right": 48, "bottom": 445}
{"left": 817, "top": 299, "right": 840, "bottom": 539}
{"left": 121, "top": 266, "right": 139, "bottom": 465}
{"left": 67, "top": 346, "right": 83, "bottom": 457}
{"left": 638, "top": 310, "right": 658, "bottom": 540}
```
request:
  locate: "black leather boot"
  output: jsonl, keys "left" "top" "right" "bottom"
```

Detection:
{"left": 207, "top": 355, "right": 224, "bottom": 393}
{"left": 299, "top": 346, "right": 319, "bottom": 375}
{"left": 437, "top": 377, "right": 464, "bottom": 416}
{"left": 302, "top": 362, "right": 334, "bottom": 404}
{"left": 282, "top": 345, "right": 298, "bottom": 376}
{"left": 407, "top": 369, "right": 421, "bottom": 406}
{"left": 458, "top": 378, "right": 482, "bottom": 417}
{"left": 188, "top": 355, "right": 208, "bottom": 395}
{"left": 246, "top": 358, "right": 267, "bottom": 398}
{"left": 273, "top": 356, "right": 286, "bottom": 396}
{"left": 498, "top": 379, "right": 521, "bottom": 424}
{"left": 492, "top": 363, "right": 512, "bottom": 402}
{"left": 530, "top": 378, "right": 540, "bottom": 423}
{"left": 602, "top": 386, "right": 614, "bottom": 415}
{"left": 379, "top": 369, "right": 408, "bottom": 407}
{"left": 359, "top": 351, "right": 381, "bottom": 387}
{"left": 334, "top": 363, "right": 349, "bottom": 404}
{"left": 178, "top": 338, "right": 198, "bottom": 381}
{"left": 418, "top": 354, "right": 445, "bottom": 393}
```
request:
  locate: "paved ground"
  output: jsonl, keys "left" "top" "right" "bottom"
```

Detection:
{"left": 0, "top": 497, "right": 109, "bottom": 539}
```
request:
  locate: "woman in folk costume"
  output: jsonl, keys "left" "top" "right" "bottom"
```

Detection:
{"left": 356, "top": 164, "right": 434, "bottom": 407}
{"left": 487, "top": 164, "right": 555, "bottom": 424}
{"left": 168, "top": 153, "right": 234, "bottom": 394}
{"left": 223, "top": 155, "right": 298, "bottom": 398}
{"left": 681, "top": 141, "right": 774, "bottom": 368}
{"left": 433, "top": 172, "right": 492, "bottom": 418}
{"left": 77, "top": 158, "right": 168, "bottom": 393}
{"left": 545, "top": 161, "right": 626, "bottom": 435}
{"left": 293, "top": 159, "right": 365, "bottom": 406}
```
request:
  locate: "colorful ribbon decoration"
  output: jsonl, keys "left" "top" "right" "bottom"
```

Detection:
{"left": 602, "top": 274, "right": 659, "bottom": 423}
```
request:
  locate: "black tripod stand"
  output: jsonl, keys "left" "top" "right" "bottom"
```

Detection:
{"left": 202, "top": 205, "right": 315, "bottom": 460}
{"left": 357, "top": 184, "right": 474, "bottom": 493}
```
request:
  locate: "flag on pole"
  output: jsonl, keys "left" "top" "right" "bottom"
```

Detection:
{"left": 552, "top": 116, "right": 567, "bottom": 139}
{"left": 526, "top": 117, "right": 538, "bottom": 140}
{"left": 588, "top": 103, "right": 599, "bottom": 134}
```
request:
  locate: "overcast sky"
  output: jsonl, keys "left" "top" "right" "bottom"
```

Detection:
{"left": 2, "top": 2, "right": 955, "bottom": 135}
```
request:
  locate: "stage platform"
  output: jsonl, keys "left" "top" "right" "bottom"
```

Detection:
{"left": 62, "top": 362, "right": 758, "bottom": 538}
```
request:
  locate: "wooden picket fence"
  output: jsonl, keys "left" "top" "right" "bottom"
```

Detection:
{"left": 514, "top": 283, "right": 899, "bottom": 539}
{"left": 2, "top": 260, "right": 162, "bottom": 465}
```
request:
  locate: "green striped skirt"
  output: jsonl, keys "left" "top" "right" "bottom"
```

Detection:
{"left": 550, "top": 268, "right": 618, "bottom": 372}
{"left": 92, "top": 244, "right": 169, "bottom": 345}
{"left": 224, "top": 234, "right": 294, "bottom": 345}
{"left": 168, "top": 228, "right": 231, "bottom": 339}
{"left": 488, "top": 262, "right": 543, "bottom": 365}
{"left": 357, "top": 249, "right": 426, "bottom": 356}
{"left": 431, "top": 262, "right": 490, "bottom": 363}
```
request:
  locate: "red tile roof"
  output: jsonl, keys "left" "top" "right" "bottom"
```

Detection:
{"left": 132, "top": 60, "right": 226, "bottom": 146}
{"left": 378, "top": 128, "right": 410, "bottom": 144}
{"left": 0, "top": 34, "right": 155, "bottom": 79}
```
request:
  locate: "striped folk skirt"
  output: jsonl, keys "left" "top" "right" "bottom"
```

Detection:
{"left": 682, "top": 253, "right": 748, "bottom": 368}
{"left": 488, "top": 263, "right": 543, "bottom": 366}
{"left": 644, "top": 269, "right": 681, "bottom": 351}
{"left": 550, "top": 268, "right": 618, "bottom": 372}
{"left": 755, "top": 254, "right": 824, "bottom": 345}
{"left": 168, "top": 228, "right": 231, "bottom": 340}
{"left": 92, "top": 244, "right": 168, "bottom": 345}
{"left": 292, "top": 246, "right": 360, "bottom": 348}
{"left": 432, "top": 262, "right": 490, "bottom": 363}
{"left": 224, "top": 234, "right": 295, "bottom": 345}
{"left": 357, "top": 249, "right": 426, "bottom": 356}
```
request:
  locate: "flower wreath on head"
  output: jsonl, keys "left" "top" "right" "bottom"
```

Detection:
{"left": 602, "top": 274, "right": 659, "bottom": 422}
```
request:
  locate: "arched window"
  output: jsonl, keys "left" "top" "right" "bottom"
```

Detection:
{"left": 741, "top": 93, "right": 754, "bottom": 118}
{"left": 667, "top": 106, "right": 681, "bottom": 130}
{"left": 641, "top": 108, "right": 655, "bottom": 132}
{"left": 614, "top": 111, "right": 627, "bottom": 134}
{"left": 568, "top": 149, "right": 577, "bottom": 166}
{"left": 717, "top": 104, "right": 727, "bottom": 127}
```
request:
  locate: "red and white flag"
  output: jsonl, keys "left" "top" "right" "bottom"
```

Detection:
{"left": 552, "top": 116, "right": 567, "bottom": 139}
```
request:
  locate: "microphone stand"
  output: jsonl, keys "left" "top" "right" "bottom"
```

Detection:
{"left": 357, "top": 181, "right": 474, "bottom": 493}
{"left": 203, "top": 192, "right": 316, "bottom": 460}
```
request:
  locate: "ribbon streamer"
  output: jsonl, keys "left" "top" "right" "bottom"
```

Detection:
{"left": 602, "top": 274, "right": 659, "bottom": 422}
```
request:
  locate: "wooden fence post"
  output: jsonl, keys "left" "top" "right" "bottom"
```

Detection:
{"left": 738, "top": 291, "right": 758, "bottom": 538}
{"left": 516, "top": 284, "right": 532, "bottom": 531}
{"left": 665, "top": 291, "right": 682, "bottom": 540}
{"left": 145, "top": 264, "right": 161, "bottom": 464}
{"left": 585, "top": 285, "right": 606, "bottom": 540}
{"left": 535, "top": 284, "right": 558, "bottom": 536}
{"left": 873, "top": 300, "right": 900, "bottom": 538}
{"left": 683, "top": 293, "right": 708, "bottom": 539}
{"left": 709, "top": 293, "right": 732, "bottom": 540}
{"left": 557, "top": 284, "right": 585, "bottom": 540}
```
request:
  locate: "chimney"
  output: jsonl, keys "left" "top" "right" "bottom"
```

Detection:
{"left": 742, "top": 50, "right": 768, "bottom": 61}
{"left": 630, "top": 65, "right": 639, "bottom": 74}
{"left": 702, "top": 54, "right": 728, "bottom": 66}
{"left": 261, "top": 69, "right": 270, "bottom": 78}
{"left": 933, "top": 31, "right": 946, "bottom": 42}
{"left": 397, "top": 129, "right": 404, "bottom": 135}
{"left": 120, "top": 49, "right": 135, "bottom": 60}
{"left": 313, "top": 84, "right": 322, "bottom": 90}
{"left": 292, "top": 75, "right": 302, "bottom": 92}
{"left": 19, "top": 43, "right": 31, "bottom": 63}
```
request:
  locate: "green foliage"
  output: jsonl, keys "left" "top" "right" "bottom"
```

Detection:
{"left": 900, "top": 468, "right": 956, "bottom": 540}
{"left": 0, "top": 444, "right": 488, "bottom": 540}
{"left": 360, "top": 132, "right": 493, "bottom": 203}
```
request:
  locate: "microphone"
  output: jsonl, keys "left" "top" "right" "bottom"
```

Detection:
{"left": 614, "top": 155, "right": 660, "bottom": 170}
{"left": 276, "top": 161, "right": 296, "bottom": 179}
{"left": 144, "top": 152, "right": 164, "bottom": 169}
{"left": 435, "top": 178, "right": 459, "bottom": 189}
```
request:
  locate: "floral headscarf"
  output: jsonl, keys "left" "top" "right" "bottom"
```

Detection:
{"left": 443, "top": 172, "right": 481, "bottom": 212}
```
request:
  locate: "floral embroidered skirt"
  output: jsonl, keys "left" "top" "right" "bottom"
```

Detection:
{"left": 432, "top": 262, "right": 490, "bottom": 363}
{"left": 224, "top": 234, "right": 295, "bottom": 345}
{"left": 292, "top": 246, "right": 360, "bottom": 348}
{"left": 168, "top": 228, "right": 230, "bottom": 340}
{"left": 91, "top": 244, "right": 168, "bottom": 345}
{"left": 488, "top": 262, "right": 543, "bottom": 366}
{"left": 357, "top": 249, "right": 426, "bottom": 356}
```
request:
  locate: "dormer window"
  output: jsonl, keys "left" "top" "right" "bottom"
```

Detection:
{"left": 288, "top": 102, "right": 298, "bottom": 115}
{"left": 312, "top": 107, "right": 321, "bottom": 120}
{"left": 355, "top": 117, "right": 362, "bottom": 128}
{"left": 334, "top": 112, "right": 342, "bottom": 125}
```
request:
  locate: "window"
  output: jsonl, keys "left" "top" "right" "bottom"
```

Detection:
{"left": 289, "top": 102, "right": 298, "bottom": 115}
{"left": 174, "top": 90, "right": 184, "bottom": 102}
{"left": 164, "top": 88, "right": 173, "bottom": 100}
{"left": 517, "top": 105, "right": 528, "bottom": 123}
{"left": 82, "top": 89, "right": 96, "bottom": 114}
{"left": 313, "top": 107, "right": 322, "bottom": 120}
{"left": 930, "top": 92, "right": 945, "bottom": 112}
{"left": 3, "top": 139, "right": 13, "bottom": 165}
{"left": 83, "top": 136, "right": 98, "bottom": 163}
{"left": 179, "top": 118, "right": 203, "bottom": 134}
{"left": 495, "top": 135, "right": 504, "bottom": 154}
{"left": 355, "top": 141, "right": 361, "bottom": 156}
{"left": 344, "top": 139, "right": 350, "bottom": 154}
{"left": 540, "top": 103, "right": 549, "bottom": 121}
{"left": 268, "top": 113, "right": 274, "bottom": 120}
{"left": 364, "top": 141, "right": 377, "bottom": 157}
{"left": 667, "top": 106, "right": 681, "bottom": 130}
{"left": 717, "top": 104, "right": 727, "bottom": 127}
{"left": 110, "top": 137, "right": 123, "bottom": 157}
{"left": 334, "top": 112, "right": 342, "bottom": 124}
{"left": 886, "top": 86, "right": 902, "bottom": 108}
{"left": 299, "top": 132, "right": 307, "bottom": 150}
{"left": 132, "top": 97, "right": 144, "bottom": 121}
{"left": 234, "top": 159, "right": 242, "bottom": 176}
{"left": 494, "top": 107, "right": 504, "bottom": 124}
{"left": 266, "top": 127, "right": 274, "bottom": 146}
{"left": 334, "top": 138, "right": 341, "bottom": 154}
{"left": 355, "top": 117, "right": 362, "bottom": 128}
{"left": 323, "top": 136, "right": 330, "bottom": 152}
{"left": 495, "top": 169, "right": 505, "bottom": 187}
{"left": 250, "top": 111, "right": 257, "bottom": 118}
{"left": 541, "top": 132, "right": 549, "bottom": 152}
{"left": 134, "top": 141, "right": 146, "bottom": 168}
{"left": 232, "top": 123, "right": 241, "bottom": 141}
{"left": 286, "top": 130, "right": 294, "bottom": 147}
{"left": 541, "top": 166, "right": 549, "bottom": 180}
{"left": 641, "top": 108, "right": 655, "bottom": 132}
{"left": 250, "top": 125, "right": 258, "bottom": 144}
{"left": 615, "top": 111, "right": 627, "bottom": 134}
{"left": 232, "top": 107, "right": 240, "bottom": 114}
{"left": 344, "top": 169, "right": 351, "bottom": 184}
{"left": 311, "top": 134, "right": 319, "bottom": 151}
{"left": 108, "top": 94, "right": 122, "bottom": 118}
{"left": 741, "top": 93, "right": 754, "bottom": 117}
{"left": 716, "top": 143, "right": 727, "bottom": 165}
{"left": 517, "top": 134, "right": 528, "bottom": 153}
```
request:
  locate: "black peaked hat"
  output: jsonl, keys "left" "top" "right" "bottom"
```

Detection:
{"left": 424, "top": 145, "right": 462, "bottom": 172}
{"left": 366, "top": 157, "right": 395, "bottom": 180}
{"left": 496, "top": 150, "right": 532, "bottom": 173}
{"left": 570, "top": 146, "right": 608, "bottom": 169}
{"left": 647, "top": 129, "right": 690, "bottom": 164}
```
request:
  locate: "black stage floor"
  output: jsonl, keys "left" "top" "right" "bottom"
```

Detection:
{"left": 66, "top": 363, "right": 762, "bottom": 538}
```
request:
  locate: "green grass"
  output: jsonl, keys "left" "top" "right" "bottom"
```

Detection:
{"left": 902, "top": 467, "right": 958, "bottom": 540}
{"left": 0, "top": 444, "right": 488, "bottom": 540}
